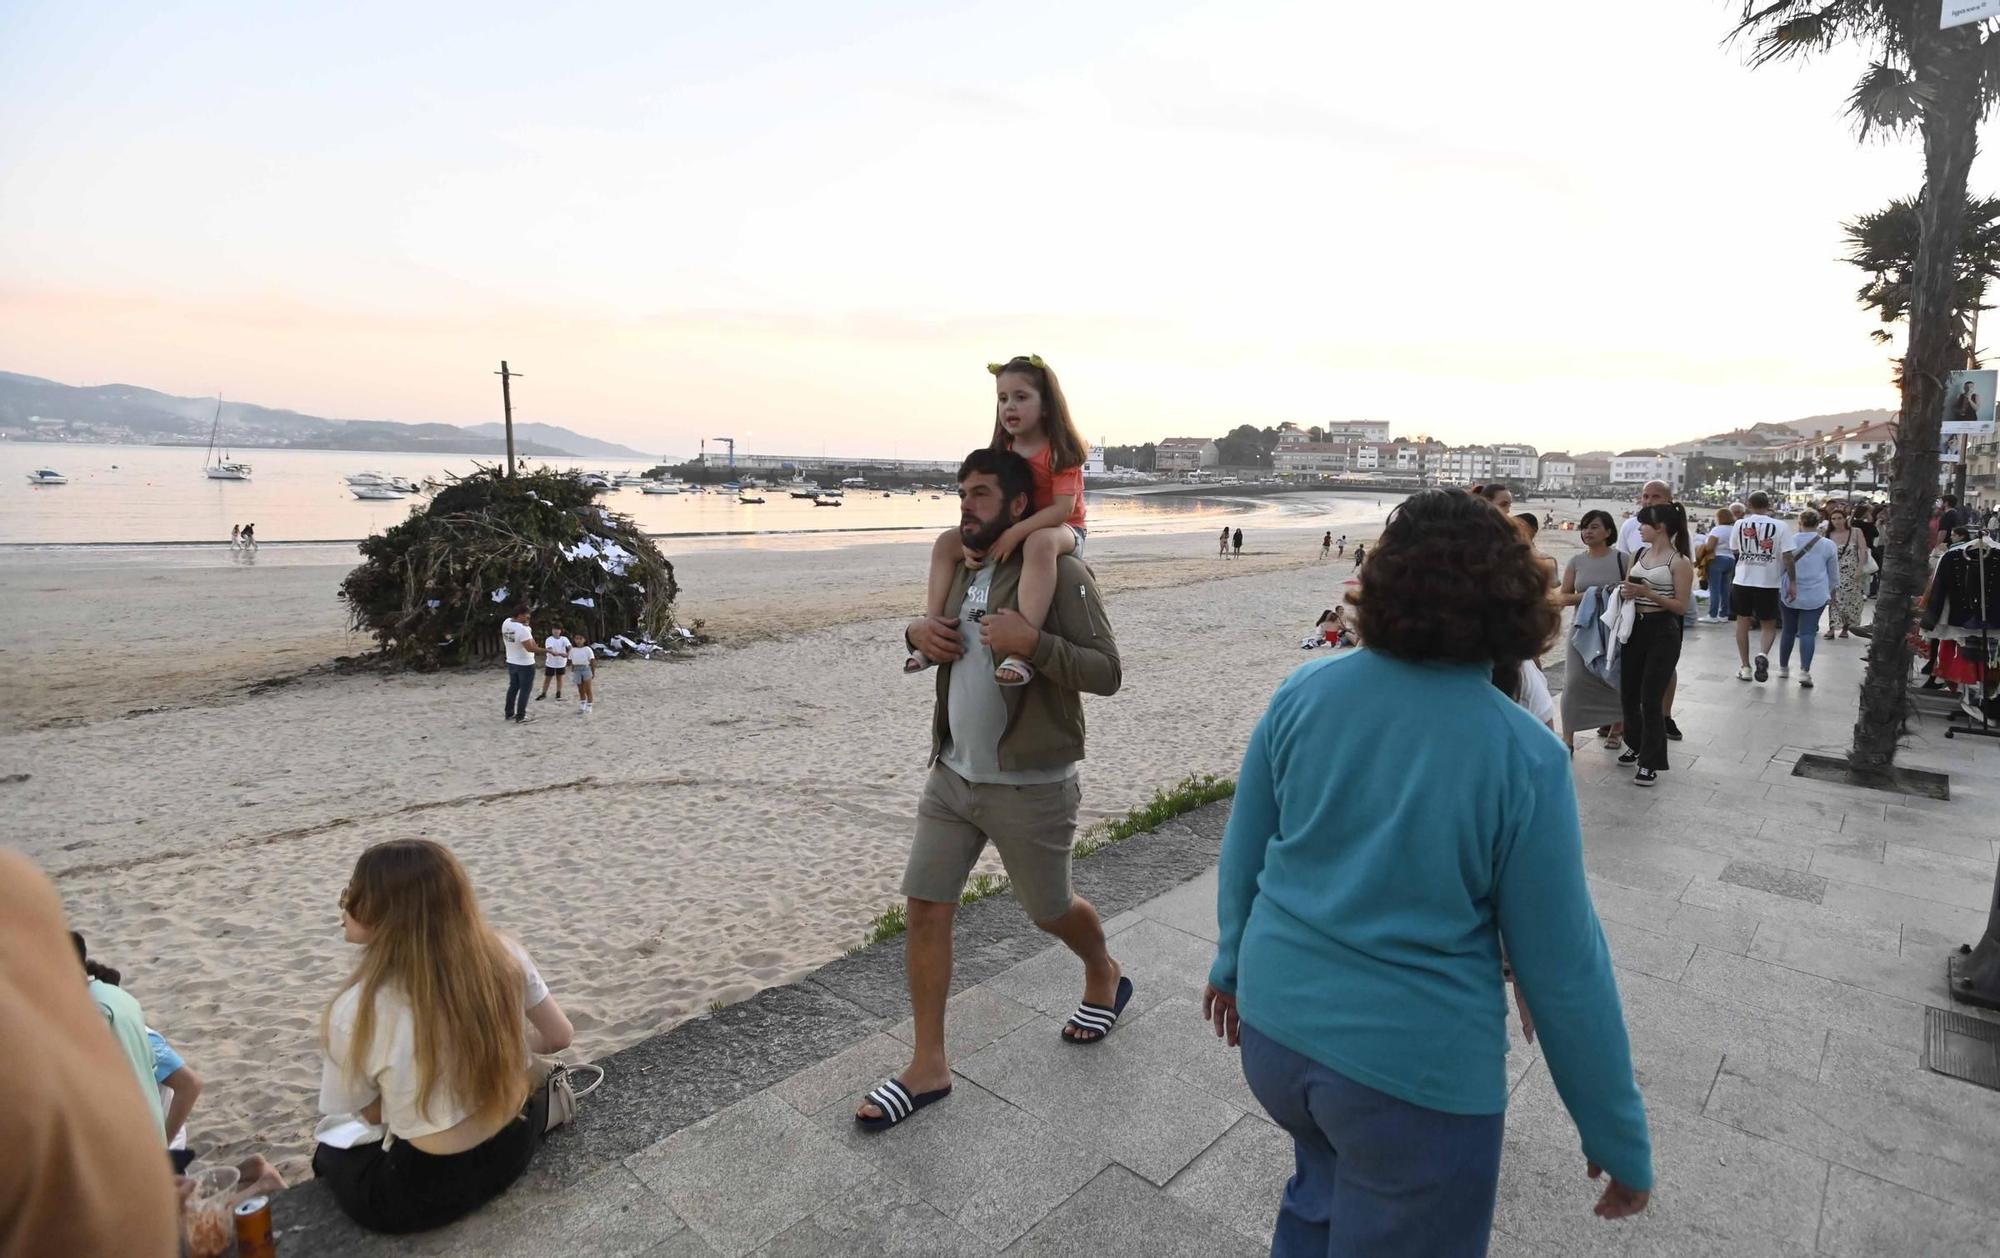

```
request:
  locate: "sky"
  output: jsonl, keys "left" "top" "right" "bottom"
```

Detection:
{"left": 0, "top": 1, "right": 1945, "bottom": 459}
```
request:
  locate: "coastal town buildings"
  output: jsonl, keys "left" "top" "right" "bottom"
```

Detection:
{"left": 1610, "top": 450, "right": 1686, "bottom": 490}
{"left": 1770, "top": 420, "right": 1896, "bottom": 494}
{"left": 1538, "top": 452, "right": 1576, "bottom": 490}
{"left": 1155, "top": 437, "right": 1221, "bottom": 472}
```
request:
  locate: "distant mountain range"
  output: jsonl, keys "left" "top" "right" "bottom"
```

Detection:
{"left": 0, "top": 371, "right": 650, "bottom": 459}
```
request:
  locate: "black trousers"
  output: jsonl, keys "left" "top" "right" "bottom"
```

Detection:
{"left": 1620, "top": 613, "right": 1682, "bottom": 772}
{"left": 312, "top": 1086, "right": 547, "bottom": 1234}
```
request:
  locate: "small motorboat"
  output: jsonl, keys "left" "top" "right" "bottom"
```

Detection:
{"left": 580, "top": 473, "right": 612, "bottom": 490}
{"left": 820, "top": 486, "right": 844, "bottom": 499}
{"left": 351, "top": 485, "right": 408, "bottom": 500}
{"left": 813, "top": 496, "right": 842, "bottom": 507}
{"left": 26, "top": 468, "right": 67, "bottom": 485}
{"left": 737, "top": 494, "right": 766, "bottom": 504}
{"left": 640, "top": 481, "right": 682, "bottom": 495}
{"left": 721, "top": 481, "right": 742, "bottom": 491}
{"left": 388, "top": 476, "right": 421, "bottom": 493}
{"left": 345, "top": 471, "right": 390, "bottom": 486}
{"left": 789, "top": 484, "right": 821, "bottom": 498}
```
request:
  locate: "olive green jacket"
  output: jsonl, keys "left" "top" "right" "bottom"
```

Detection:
{"left": 921, "top": 553, "right": 1122, "bottom": 772}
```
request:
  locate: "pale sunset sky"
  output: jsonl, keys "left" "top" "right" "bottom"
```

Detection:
{"left": 0, "top": 1, "right": 1933, "bottom": 458}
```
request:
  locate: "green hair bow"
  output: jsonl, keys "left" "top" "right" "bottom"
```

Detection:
{"left": 987, "top": 354, "right": 1046, "bottom": 375}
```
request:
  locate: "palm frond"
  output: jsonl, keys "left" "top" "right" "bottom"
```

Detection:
{"left": 1730, "top": 0, "right": 1898, "bottom": 68}
{"left": 1980, "top": 24, "right": 2000, "bottom": 118}
{"left": 1847, "top": 61, "right": 1925, "bottom": 140}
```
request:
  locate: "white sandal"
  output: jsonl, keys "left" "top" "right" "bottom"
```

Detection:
{"left": 994, "top": 656, "right": 1034, "bottom": 687}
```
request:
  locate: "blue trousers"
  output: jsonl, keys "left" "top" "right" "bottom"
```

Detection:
{"left": 1708, "top": 554, "right": 1735, "bottom": 620}
{"left": 1779, "top": 603, "right": 1824, "bottom": 671}
{"left": 1240, "top": 1022, "right": 1504, "bottom": 1258}
{"left": 505, "top": 663, "right": 536, "bottom": 718}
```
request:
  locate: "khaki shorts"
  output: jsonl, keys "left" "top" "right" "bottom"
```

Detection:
{"left": 903, "top": 764, "right": 1082, "bottom": 922}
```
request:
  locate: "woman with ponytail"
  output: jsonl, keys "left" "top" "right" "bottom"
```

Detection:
{"left": 314, "top": 839, "right": 573, "bottom": 1233}
{"left": 1616, "top": 504, "right": 1695, "bottom": 786}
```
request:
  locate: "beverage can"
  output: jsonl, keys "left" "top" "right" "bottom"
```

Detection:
{"left": 234, "top": 1194, "right": 277, "bottom": 1258}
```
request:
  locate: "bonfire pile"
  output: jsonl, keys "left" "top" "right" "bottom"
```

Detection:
{"left": 339, "top": 467, "right": 682, "bottom": 668}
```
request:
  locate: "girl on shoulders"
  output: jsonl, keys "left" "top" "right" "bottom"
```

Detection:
{"left": 314, "top": 839, "right": 574, "bottom": 1234}
{"left": 905, "top": 355, "right": 1089, "bottom": 687}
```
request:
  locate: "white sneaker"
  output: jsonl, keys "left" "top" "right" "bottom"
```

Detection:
{"left": 1800, "top": 672, "right": 1814, "bottom": 689}
{"left": 1778, "top": 665, "right": 1790, "bottom": 678}
{"left": 1736, "top": 665, "right": 1753, "bottom": 681}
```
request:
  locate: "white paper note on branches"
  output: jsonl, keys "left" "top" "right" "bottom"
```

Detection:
{"left": 1943, "top": 1, "right": 2000, "bottom": 30}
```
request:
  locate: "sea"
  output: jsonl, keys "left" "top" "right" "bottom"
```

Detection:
{"left": 2, "top": 444, "right": 1372, "bottom": 554}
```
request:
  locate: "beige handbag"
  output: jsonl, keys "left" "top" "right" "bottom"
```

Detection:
{"left": 534, "top": 1056, "right": 605, "bottom": 1133}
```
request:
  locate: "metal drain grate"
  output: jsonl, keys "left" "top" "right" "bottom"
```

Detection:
{"left": 1923, "top": 1006, "right": 2000, "bottom": 1091}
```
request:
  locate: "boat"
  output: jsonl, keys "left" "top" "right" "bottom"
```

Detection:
{"left": 613, "top": 474, "right": 649, "bottom": 487}
{"left": 201, "top": 397, "right": 252, "bottom": 479}
{"left": 721, "top": 480, "right": 742, "bottom": 491}
{"left": 351, "top": 486, "right": 408, "bottom": 500}
{"left": 737, "top": 494, "right": 766, "bottom": 504}
{"left": 820, "top": 486, "right": 844, "bottom": 499}
{"left": 579, "top": 473, "right": 612, "bottom": 490}
{"left": 345, "top": 471, "right": 390, "bottom": 486}
{"left": 25, "top": 468, "right": 66, "bottom": 485}
{"left": 788, "top": 481, "right": 821, "bottom": 498}
{"left": 813, "top": 497, "right": 842, "bottom": 507}
{"left": 640, "top": 481, "right": 682, "bottom": 495}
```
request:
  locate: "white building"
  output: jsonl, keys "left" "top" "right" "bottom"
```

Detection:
{"left": 1322, "top": 420, "right": 1393, "bottom": 443}
{"left": 1437, "top": 446, "right": 1496, "bottom": 485}
{"left": 1490, "top": 443, "right": 1539, "bottom": 486}
{"left": 1272, "top": 443, "right": 1351, "bottom": 475}
{"left": 1610, "top": 450, "right": 1685, "bottom": 490}
{"left": 1773, "top": 421, "right": 1897, "bottom": 493}
{"left": 1156, "top": 437, "right": 1221, "bottom": 473}
{"left": 1538, "top": 452, "right": 1576, "bottom": 490}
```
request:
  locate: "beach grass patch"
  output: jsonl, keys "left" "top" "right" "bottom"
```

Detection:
{"left": 856, "top": 772, "right": 1235, "bottom": 945}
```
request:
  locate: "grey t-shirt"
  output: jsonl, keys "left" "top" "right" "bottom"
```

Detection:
{"left": 940, "top": 566, "right": 1076, "bottom": 786}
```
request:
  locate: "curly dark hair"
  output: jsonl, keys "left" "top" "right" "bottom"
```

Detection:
{"left": 1357, "top": 488, "right": 1559, "bottom": 665}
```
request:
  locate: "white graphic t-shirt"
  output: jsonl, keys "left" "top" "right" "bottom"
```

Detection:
{"left": 1731, "top": 515, "right": 1787, "bottom": 588}
{"left": 501, "top": 617, "right": 537, "bottom": 665}
{"left": 543, "top": 635, "right": 571, "bottom": 669}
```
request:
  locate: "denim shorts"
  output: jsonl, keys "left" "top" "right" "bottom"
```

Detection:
{"left": 1067, "top": 525, "right": 1087, "bottom": 556}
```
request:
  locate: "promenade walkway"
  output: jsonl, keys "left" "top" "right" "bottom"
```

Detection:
{"left": 277, "top": 617, "right": 2000, "bottom": 1256}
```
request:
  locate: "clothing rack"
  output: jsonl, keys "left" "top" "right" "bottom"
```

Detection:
{"left": 1946, "top": 525, "right": 1998, "bottom": 744}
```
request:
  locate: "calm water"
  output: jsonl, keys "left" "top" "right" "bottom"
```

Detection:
{"left": 2, "top": 444, "right": 1329, "bottom": 547}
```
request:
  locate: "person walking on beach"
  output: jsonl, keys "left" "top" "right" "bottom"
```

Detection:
{"left": 1617, "top": 504, "right": 1694, "bottom": 786}
{"left": 1232, "top": 527, "right": 1244, "bottom": 557}
{"left": 500, "top": 605, "right": 541, "bottom": 723}
{"left": 857, "top": 448, "right": 1123, "bottom": 1133}
{"left": 1320, "top": 531, "right": 1331, "bottom": 561}
{"left": 1351, "top": 543, "right": 1365, "bottom": 569}
{"left": 241, "top": 522, "right": 256, "bottom": 549}
{"left": 536, "top": 623, "right": 571, "bottom": 702}
{"left": 1336, "top": 534, "right": 1346, "bottom": 559}
{"left": 1203, "top": 489, "right": 1651, "bottom": 1253}
{"left": 230, "top": 524, "right": 241, "bottom": 549}
{"left": 568, "top": 632, "right": 595, "bottom": 713}
{"left": 1731, "top": 491, "right": 1787, "bottom": 682}
{"left": 1220, "top": 526, "right": 1231, "bottom": 557}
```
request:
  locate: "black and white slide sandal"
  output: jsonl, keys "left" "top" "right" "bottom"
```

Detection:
{"left": 854, "top": 1077, "right": 952, "bottom": 1132}
{"left": 1062, "top": 975, "right": 1134, "bottom": 1045}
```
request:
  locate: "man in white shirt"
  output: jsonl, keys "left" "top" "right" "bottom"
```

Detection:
{"left": 1729, "top": 491, "right": 1788, "bottom": 682}
{"left": 537, "top": 624, "right": 571, "bottom": 702}
{"left": 1618, "top": 480, "right": 1684, "bottom": 739}
{"left": 499, "top": 604, "right": 542, "bottom": 723}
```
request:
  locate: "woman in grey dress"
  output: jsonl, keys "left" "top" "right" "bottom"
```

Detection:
{"left": 1559, "top": 510, "right": 1628, "bottom": 752}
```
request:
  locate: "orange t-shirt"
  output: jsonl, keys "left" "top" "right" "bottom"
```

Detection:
{"left": 1017, "top": 443, "right": 1087, "bottom": 529}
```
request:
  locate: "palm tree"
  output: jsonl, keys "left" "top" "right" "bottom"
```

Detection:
{"left": 1817, "top": 453, "right": 1844, "bottom": 495}
{"left": 1733, "top": 4, "right": 1993, "bottom": 777}
{"left": 1863, "top": 446, "right": 1891, "bottom": 490}
{"left": 1840, "top": 459, "right": 1865, "bottom": 497}
{"left": 1842, "top": 193, "right": 2000, "bottom": 347}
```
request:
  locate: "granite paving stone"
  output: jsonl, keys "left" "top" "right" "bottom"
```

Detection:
{"left": 883, "top": 983, "right": 1038, "bottom": 1061}
{"left": 1111, "top": 994, "right": 1269, "bottom": 1116}
{"left": 769, "top": 1032, "right": 919, "bottom": 1118}
{"left": 1677, "top": 876, "right": 1904, "bottom": 954}
{"left": 980, "top": 915, "right": 1215, "bottom": 1026}
{"left": 1815, "top": 1164, "right": 1999, "bottom": 1257}
{"left": 1601, "top": 917, "right": 1700, "bottom": 982}
{"left": 1810, "top": 848, "right": 1992, "bottom": 912}
{"left": 624, "top": 1091, "right": 876, "bottom": 1258}
{"left": 1745, "top": 920, "right": 1968, "bottom": 1010}
{"left": 1815, "top": 878, "right": 1989, "bottom": 944}
{"left": 1004, "top": 1165, "right": 1265, "bottom": 1258}
{"left": 1611, "top": 969, "right": 1826, "bottom": 1117}
{"left": 425, "top": 1166, "right": 688, "bottom": 1258}
{"left": 1719, "top": 858, "right": 1827, "bottom": 904}
{"left": 1133, "top": 867, "right": 1220, "bottom": 942}
{"left": 1679, "top": 946, "right": 1930, "bottom": 1052}
{"left": 1704, "top": 1029, "right": 2000, "bottom": 1219}
{"left": 955, "top": 1016, "right": 1243, "bottom": 1186}
{"left": 809, "top": 1076, "right": 1107, "bottom": 1248}
{"left": 753, "top": 1175, "right": 994, "bottom": 1257}
{"left": 1160, "top": 1114, "right": 1291, "bottom": 1246}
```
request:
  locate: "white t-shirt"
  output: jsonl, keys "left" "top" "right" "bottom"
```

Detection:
{"left": 500, "top": 618, "right": 537, "bottom": 666}
{"left": 1617, "top": 515, "right": 1643, "bottom": 556}
{"left": 1730, "top": 514, "right": 1787, "bottom": 588}
{"left": 568, "top": 644, "right": 594, "bottom": 669}
{"left": 543, "top": 635, "right": 571, "bottom": 669}
{"left": 1707, "top": 525, "right": 1734, "bottom": 557}
{"left": 318, "top": 940, "right": 549, "bottom": 1139}
{"left": 1515, "top": 661, "right": 1557, "bottom": 730}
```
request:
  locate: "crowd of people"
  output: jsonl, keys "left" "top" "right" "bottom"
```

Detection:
{"left": 26, "top": 349, "right": 1986, "bottom": 1257}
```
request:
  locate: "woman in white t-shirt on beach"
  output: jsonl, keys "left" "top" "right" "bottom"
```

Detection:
{"left": 313, "top": 839, "right": 573, "bottom": 1234}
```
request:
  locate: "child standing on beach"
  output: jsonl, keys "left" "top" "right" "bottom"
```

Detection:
{"left": 905, "top": 355, "right": 1089, "bottom": 686}
{"left": 537, "top": 623, "right": 571, "bottom": 701}
{"left": 569, "top": 631, "right": 595, "bottom": 713}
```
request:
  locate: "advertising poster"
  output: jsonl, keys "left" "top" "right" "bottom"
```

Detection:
{"left": 1941, "top": 369, "right": 1999, "bottom": 435}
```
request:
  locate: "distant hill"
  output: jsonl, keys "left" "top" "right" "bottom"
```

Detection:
{"left": 0, "top": 371, "right": 646, "bottom": 458}
{"left": 461, "top": 421, "right": 649, "bottom": 460}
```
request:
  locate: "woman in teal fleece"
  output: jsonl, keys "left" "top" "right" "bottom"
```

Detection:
{"left": 1203, "top": 489, "right": 1651, "bottom": 1257}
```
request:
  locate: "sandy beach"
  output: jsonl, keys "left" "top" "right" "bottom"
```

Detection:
{"left": 7, "top": 492, "right": 1450, "bottom": 1178}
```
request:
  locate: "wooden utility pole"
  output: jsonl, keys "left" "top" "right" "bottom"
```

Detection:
{"left": 496, "top": 360, "right": 522, "bottom": 475}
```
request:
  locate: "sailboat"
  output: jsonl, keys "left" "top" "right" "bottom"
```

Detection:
{"left": 202, "top": 397, "right": 252, "bottom": 480}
